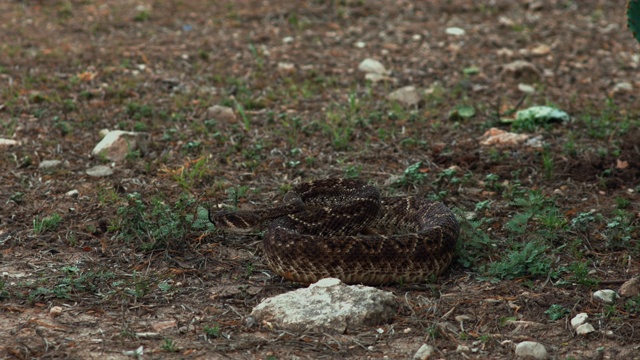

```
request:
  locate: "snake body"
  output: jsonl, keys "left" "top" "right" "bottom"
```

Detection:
{"left": 210, "top": 179, "right": 459, "bottom": 285}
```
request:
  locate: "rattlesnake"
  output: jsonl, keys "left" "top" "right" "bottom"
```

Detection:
{"left": 209, "top": 178, "right": 460, "bottom": 285}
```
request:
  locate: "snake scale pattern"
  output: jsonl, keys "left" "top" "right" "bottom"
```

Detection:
{"left": 209, "top": 178, "right": 460, "bottom": 285}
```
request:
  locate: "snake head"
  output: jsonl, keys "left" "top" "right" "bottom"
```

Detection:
{"left": 208, "top": 208, "right": 261, "bottom": 233}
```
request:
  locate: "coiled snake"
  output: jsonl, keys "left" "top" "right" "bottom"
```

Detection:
{"left": 209, "top": 178, "right": 459, "bottom": 285}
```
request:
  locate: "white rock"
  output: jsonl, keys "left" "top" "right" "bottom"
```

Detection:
{"left": 277, "top": 62, "right": 295, "bottom": 73}
{"left": 354, "top": 41, "right": 366, "bottom": 48}
{"left": 619, "top": 277, "right": 640, "bottom": 297}
{"left": 612, "top": 82, "right": 633, "bottom": 93}
{"left": 445, "top": 27, "right": 465, "bottom": 36}
{"left": 66, "top": 189, "right": 79, "bottom": 198}
{"left": 479, "top": 128, "right": 530, "bottom": 147}
{"left": 575, "top": 323, "right": 595, "bottom": 335}
{"left": 571, "top": 313, "right": 588, "bottom": 329}
{"left": 518, "top": 83, "right": 535, "bottom": 93}
{"left": 593, "top": 289, "right": 619, "bottom": 304}
{"left": 501, "top": 60, "right": 541, "bottom": 81}
{"left": 207, "top": 105, "right": 236, "bottom": 122}
{"left": 413, "top": 344, "right": 435, "bottom": 360}
{"left": 250, "top": 278, "right": 396, "bottom": 333}
{"left": 358, "top": 58, "right": 389, "bottom": 75}
{"left": 38, "top": 160, "right": 62, "bottom": 169}
{"left": 387, "top": 86, "right": 421, "bottom": 107}
{"left": 0, "top": 138, "right": 20, "bottom": 147}
{"left": 283, "top": 36, "right": 294, "bottom": 43}
{"left": 515, "top": 341, "right": 548, "bottom": 359}
{"left": 86, "top": 165, "right": 113, "bottom": 177}
{"left": 456, "top": 344, "right": 470, "bottom": 353}
{"left": 91, "top": 130, "right": 148, "bottom": 162}
{"left": 49, "top": 306, "right": 63, "bottom": 317}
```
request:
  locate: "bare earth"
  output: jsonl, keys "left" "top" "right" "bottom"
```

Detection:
{"left": 1, "top": 1, "right": 639, "bottom": 359}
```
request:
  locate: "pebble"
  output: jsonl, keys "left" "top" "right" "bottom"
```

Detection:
{"left": 413, "top": 344, "right": 435, "bottom": 360}
{"left": 358, "top": 58, "right": 389, "bottom": 75}
{"left": 207, "top": 105, "right": 236, "bottom": 122}
{"left": 571, "top": 313, "right": 588, "bottom": 329}
{"left": 38, "top": 160, "right": 62, "bottom": 169}
{"left": 515, "top": 341, "right": 548, "bottom": 359}
{"left": 445, "top": 27, "right": 465, "bottom": 36}
{"left": 86, "top": 165, "right": 113, "bottom": 177}
{"left": 49, "top": 306, "right": 63, "bottom": 317}
{"left": 0, "top": 138, "right": 20, "bottom": 147}
{"left": 576, "top": 323, "right": 595, "bottom": 335}
{"left": 619, "top": 277, "right": 640, "bottom": 297}
{"left": 387, "top": 86, "right": 421, "bottom": 107}
{"left": 593, "top": 289, "right": 619, "bottom": 304}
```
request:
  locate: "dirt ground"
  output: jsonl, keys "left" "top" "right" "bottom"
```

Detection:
{"left": 1, "top": 0, "right": 639, "bottom": 359}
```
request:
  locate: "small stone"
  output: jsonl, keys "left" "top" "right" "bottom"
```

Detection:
{"left": 619, "top": 277, "right": 640, "bottom": 297}
{"left": 514, "top": 341, "right": 548, "bottom": 359}
{"left": 498, "top": 16, "right": 515, "bottom": 27}
{"left": 501, "top": 60, "right": 541, "bottom": 82}
{"left": 277, "top": 62, "right": 295, "bottom": 73}
{"left": 86, "top": 165, "right": 113, "bottom": 177}
{"left": 413, "top": 344, "right": 435, "bottom": 360}
{"left": 612, "top": 82, "right": 633, "bottom": 93}
{"left": 49, "top": 306, "right": 63, "bottom": 318}
{"left": 358, "top": 58, "right": 389, "bottom": 75}
{"left": 593, "top": 289, "right": 619, "bottom": 304}
{"left": 66, "top": 189, "right": 79, "bottom": 198}
{"left": 456, "top": 345, "right": 470, "bottom": 353}
{"left": 575, "top": 323, "right": 595, "bottom": 335}
{"left": 283, "top": 36, "right": 294, "bottom": 43}
{"left": 0, "top": 138, "right": 20, "bottom": 148}
{"left": 354, "top": 41, "right": 366, "bottom": 48}
{"left": 387, "top": 86, "right": 421, "bottom": 107}
{"left": 445, "top": 27, "right": 465, "bottom": 36}
{"left": 530, "top": 44, "right": 551, "bottom": 56}
{"left": 479, "top": 128, "right": 530, "bottom": 147}
{"left": 207, "top": 105, "right": 236, "bottom": 122}
{"left": 91, "top": 130, "right": 148, "bottom": 162}
{"left": 518, "top": 83, "right": 535, "bottom": 93}
{"left": 571, "top": 313, "right": 588, "bottom": 329}
{"left": 455, "top": 315, "right": 473, "bottom": 322}
{"left": 38, "top": 160, "right": 62, "bottom": 170}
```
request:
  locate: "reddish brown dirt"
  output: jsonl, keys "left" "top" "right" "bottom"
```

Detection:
{"left": 1, "top": 1, "right": 639, "bottom": 359}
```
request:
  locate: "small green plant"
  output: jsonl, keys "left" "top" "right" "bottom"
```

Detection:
{"left": 487, "top": 241, "right": 553, "bottom": 279}
{"left": 542, "top": 148, "right": 554, "bottom": 180}
{"left": 624, "top": 295, "right": 640, "bottom": 314}
{"left": 33, "top": 213, "right": 62, "bottom": 234}
{"left": 226, "top": 186, "right": 249, "bottom": 208}
{"left": 114, "top": 192, "right": 213, "bottom": 250}
{"left": 204, "top": 324, "right": 221, "bottom": 337}
{"left": 134, "top": 7, "right": 151, "bottom": 21}
{"left": 248, "top": 43, "right": 264, "bottom": 70}
{"left": 344, "top": 164, "right": 362, "bottom": 178}
{"left": 0, "top": 279, "right": 8, "bottom": 300}
{"left": 161, "top": 338, "right": 178, "bottom": 352}
{"left": 395, "top": 162, "right": 428, "bottom": 187}
{"left": 125, "top": 101, "right": 153, "bottom": 119}
{"left": 615, "top": 197, "right": 631, "bottom": 209}
{"left": 545, "top": 304, "right": 570, "bottom": 321}
{"left": 567, "top": 261, "right": 599, "bottom": 286}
